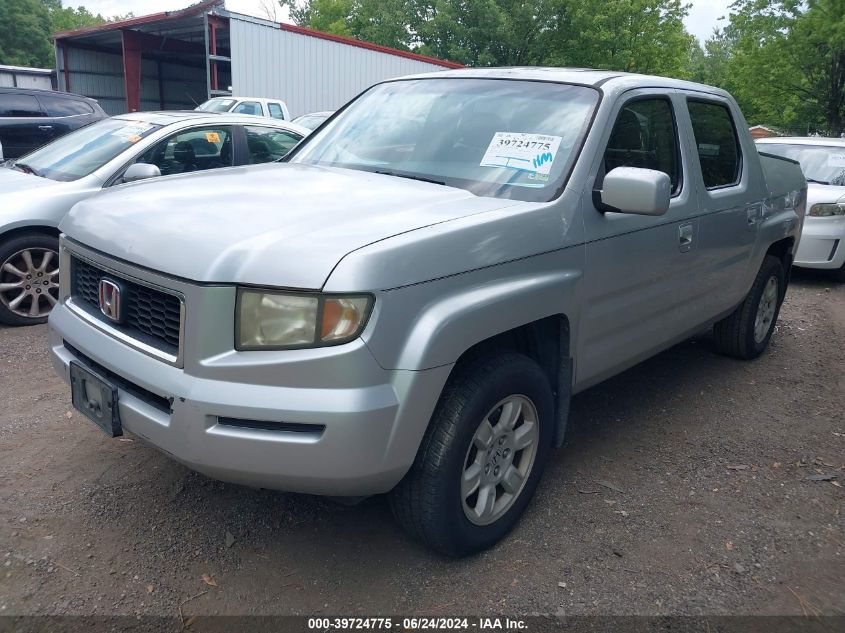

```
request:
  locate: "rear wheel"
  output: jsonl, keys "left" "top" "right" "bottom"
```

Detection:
{"left": 0, "top": 233, "right": 60, "bottom": 326}
{"left": 390, "top": 353, "right": 554, "bottom": 556}
{"left": 713, "top": 255, "right": 785, "bottom": 359}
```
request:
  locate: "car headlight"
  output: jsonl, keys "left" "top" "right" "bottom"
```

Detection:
{"left": 808, "top": 203, "right": 845, "bottom": 217}
{"left": 236, "top": 289, "right": 373, "bottom": 350}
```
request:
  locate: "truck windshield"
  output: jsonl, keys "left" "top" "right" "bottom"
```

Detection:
{"left": 13, "top": 118, "right": 161, "bottom": 182}
{"left": 760, "top": 144, "right": 845, "bottom": 186}
{"left": 197, "top": 98, "right": 236, "bottom": 113}
{"left": 290, "top": 78, "right": 599, "bottom": 202}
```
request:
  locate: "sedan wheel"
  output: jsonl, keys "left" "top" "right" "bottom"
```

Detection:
{"left": 0, "top": 234, "right": 61, "bottom": 325}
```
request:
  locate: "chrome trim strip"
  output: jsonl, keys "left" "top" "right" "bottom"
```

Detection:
{"left": 64, "top": 246, "right": 186, "bottom": 368}
{"left": 65, "top": 297, "right": 180, "bottom": 366}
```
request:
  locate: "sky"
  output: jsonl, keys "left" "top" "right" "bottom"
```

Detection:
{"left": 79, "top": 0, "right": 732, "bottom": 45}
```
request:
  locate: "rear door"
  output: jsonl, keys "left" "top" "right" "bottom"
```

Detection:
{"left": 578, "top": 89, "right": 703, "bottom": 387}
{"left": 683, "top": 94, "right": 760, "bottom": 315}
{"left": 0, "top": 91, "right": 51, "bottom": 159}
{"left": 36, "top": 93, "right": 99, "bottom": 140}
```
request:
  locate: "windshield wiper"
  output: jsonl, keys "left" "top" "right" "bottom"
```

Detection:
{"left": 806, "top": 178, "right": 830, "bottom": 185}
{"left": 13, "top": 163, "right": 43, "bottom": 177}
{"left": 373, "top": 170, "right": 445, "bottom": 186}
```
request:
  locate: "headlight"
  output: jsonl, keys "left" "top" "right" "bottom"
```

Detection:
{"left": 236, "top": 289, "right": 373, "bottom": 350}
{"left": 808, "top": 203, "right": 845, "bottom": 217}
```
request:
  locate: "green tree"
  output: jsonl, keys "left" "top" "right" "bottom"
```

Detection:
{"left": 43, "top": 0, "right": 108, "bottom": 33}
{"left": 280, "top": 0, "right": 695, "bottom": 74}
{"left": 699, "top": 0, "right": 844, "bottom": 135}
{"left": 547, "top": 0, "right": 695, "bottom": 77}
{"left": 0, "top": 0, "right": 54, "bottom": 67}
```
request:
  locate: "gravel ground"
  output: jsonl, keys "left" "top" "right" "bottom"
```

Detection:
{"left": 0, "top": 270, "right": 843, "bottom": 619}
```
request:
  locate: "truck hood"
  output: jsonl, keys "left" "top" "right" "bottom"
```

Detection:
{"left": 61, "top": 163, "right": 520, "bottom": 289}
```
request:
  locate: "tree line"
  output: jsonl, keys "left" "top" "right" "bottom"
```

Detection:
{"left": 0, "top": 0, "right": 130, "bottom": 69}
{"left": 0, "top": 0, "right": 842, "bottom": 135}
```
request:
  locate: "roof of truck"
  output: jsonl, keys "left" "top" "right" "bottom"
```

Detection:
{"left": 396, "top": 67, "right": 732, "bottom": 97}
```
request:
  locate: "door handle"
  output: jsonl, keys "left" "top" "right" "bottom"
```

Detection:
{"left": 678, "top": 222, "right": 694, "bottom": 253}
{"left": 38, "top": 125, "right": 53, "bottom": 131}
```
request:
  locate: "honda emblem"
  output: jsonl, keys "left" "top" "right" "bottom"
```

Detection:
{"left": 98, "top": 278, "right": 124, "bottom": 323}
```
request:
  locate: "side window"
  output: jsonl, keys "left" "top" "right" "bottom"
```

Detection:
{"left": 687, "top": 100, "right": 741, "bottom": 189}
{"left": 38, "top": 95, "right": 94, "bottom": 117}
{"left": 232, "top": 101, "right": 262, "bottom": 116}
{"left": 603, "top": 98, "right": 680, "bottom": 193}
{"left": 0, "top": 94, "right": 44, "bottom": 117}
{"left": 132, "top": 126, "right": 234, "bottom": 176}
{"left": 245, "top": 126, "right": 302, "bottom": 164}
{"left": 267, "top": 103, "right": 284, "bottom": 119}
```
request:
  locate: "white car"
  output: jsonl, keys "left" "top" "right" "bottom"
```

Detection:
{"left": 196, "top": 97, "right": 291, "bottom": 121}
{"left": 0, "top": 111, "right": 309, "bottom": 325}
{"left": 292, "top": 110, "right": 334, "bottom": 131}
{"left": 757, "top": 137, "right": 845, "bottom": 280}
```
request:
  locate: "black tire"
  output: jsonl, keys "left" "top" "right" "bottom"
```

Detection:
{"left": 390, "top": 352, "right": 555, "bottom": 557}
{"left": 0, "top": 232, "right": 60, "bottom": 326}
{"left": 713, "top": 255, "right": 785, "bottom": 359}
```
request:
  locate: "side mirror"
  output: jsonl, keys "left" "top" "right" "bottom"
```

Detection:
{"left": 599, "top": 167, "right": 671, "bottom": 216}
{"left": 122, "top": 163, "right": 161, "bottom": 183}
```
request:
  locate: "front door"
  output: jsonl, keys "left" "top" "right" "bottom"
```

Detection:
{"left": 577, "top": 89, "right": 702, "bottom": 389}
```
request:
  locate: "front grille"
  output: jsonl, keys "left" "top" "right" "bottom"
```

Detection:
{"left": 71, "top": 257, "right": 182, "bottom": 356}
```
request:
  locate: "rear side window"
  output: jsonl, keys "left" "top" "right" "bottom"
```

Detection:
{"left": 603, "top": 98, "right": 681, "bottom": 193}
{"left": 267, "top": 103, "right": 285, "bottom": 119}
{"left": 245, "top": 126, "right": 303, "bottom": 163}
{"left": 38, "top": 95, "right": 94, "bottom": 117}
{"left": 687, "top": 100, "right": 741, "bottom": 188}
{"left": 0, "top": 94, "right": 43, "bottom": 117}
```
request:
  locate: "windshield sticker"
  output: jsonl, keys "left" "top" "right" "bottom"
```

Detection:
{"left": 828, "top": 152, "right": 845, "bottom": 167}
{"left": 112, "top": 123, "right": 153, "bottom": 141}
{"left": 206, "top": 132, "right": 221, "bottom": 144}
{"left": 480, "top": 133, "right": 563, "bottom": 176}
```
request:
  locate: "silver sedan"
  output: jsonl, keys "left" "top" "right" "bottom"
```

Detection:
{"left": 0, "top": 111, "right": 308, "bottom": 325}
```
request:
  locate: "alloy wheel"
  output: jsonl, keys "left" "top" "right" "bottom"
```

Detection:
{"left": 0, "top": 248, "right": 60, "bottom": 319}
{"left": 753, "top": 276, "right": 778, "bottom": 344}
{"left": 461, "top": 395, "right": 539, "bottom": 526}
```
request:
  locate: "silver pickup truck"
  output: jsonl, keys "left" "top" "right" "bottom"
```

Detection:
{"left": 48, "top": 68, "right": 806, "bottom": 556}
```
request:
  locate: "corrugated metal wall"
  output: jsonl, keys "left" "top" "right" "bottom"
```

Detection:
{"left": 0, "top": 69, "right": 53, "bottom": 89}
{"left": 229, "top": 15, "right": 448, "bottom": 118}
{"left": 59, "top": 47, "right": 208, "bottom": 115}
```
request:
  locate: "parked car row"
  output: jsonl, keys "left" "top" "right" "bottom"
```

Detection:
{"left": 29, "top": 68, "right": 807, "bottom": 556}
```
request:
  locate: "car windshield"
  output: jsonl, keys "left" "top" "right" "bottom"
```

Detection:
{"left": 13, "top": 118, "right": 162, "bottom": 182}
{"left": 760, "top": 143, "right": 845, "bottom": 186}
{"left": 294, "top": 113, "right": 330, "bottom": 130}
{"left": 197, "top": 98, "right": 236, "bottom": 113}
{"left": 290, "top": 79, "right": 600, "bottom": 202}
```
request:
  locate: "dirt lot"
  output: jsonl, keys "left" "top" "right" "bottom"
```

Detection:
{"left": 0, "top": 270, "right": 843, "bottom": 619}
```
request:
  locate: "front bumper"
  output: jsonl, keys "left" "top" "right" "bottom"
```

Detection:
{"left": 49, "top": 298, "right": 451, "bottom": 497}
{"left": 794, "top": 215, "right": 845, "bottom": 270}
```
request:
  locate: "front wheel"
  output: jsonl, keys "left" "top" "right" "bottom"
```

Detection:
{"left": 390, "top": 353, "right": 554, "bottom": 556}
{"left": 713, "top": 255, "right": 785, "bottom": 359}
{"left": 0, "top": 233, "right": 60, "bottom": 326}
